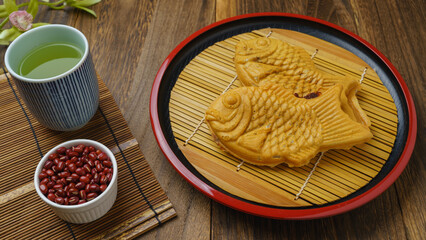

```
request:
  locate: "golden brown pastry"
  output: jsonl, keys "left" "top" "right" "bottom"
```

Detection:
{"left": 234, "top": 37, "right": 371, "bottom": 127}
{"left": 205, "top": 83, "right": 373, "bottom": 167}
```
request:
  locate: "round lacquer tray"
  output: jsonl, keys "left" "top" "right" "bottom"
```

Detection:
{"left": 150, "top": 13, "right": 417, "bottom": 219}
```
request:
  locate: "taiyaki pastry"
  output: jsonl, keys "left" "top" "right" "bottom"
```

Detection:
{"left": 205, "top": 83, "right": 373, "bottom": 167}
{"left": 234, "top": 37, "right": 371, "bottom": 127}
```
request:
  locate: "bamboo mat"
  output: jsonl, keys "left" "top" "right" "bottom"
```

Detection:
{"left": 169, "top": 29, "right": 398, "bottom": 207}
{"left": 0, "top": 70, "right": 176, "bottom": 239}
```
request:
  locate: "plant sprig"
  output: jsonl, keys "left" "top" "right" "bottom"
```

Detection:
{"left": 0, "top": 0, "right": 101, "bottom": 45}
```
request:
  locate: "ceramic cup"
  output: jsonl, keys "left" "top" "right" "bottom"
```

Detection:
{"left": 4, "top": 24, "right": 99, "bottom": 131}
{"left": 34, "top": 139, "right": 118, "bottom": 224}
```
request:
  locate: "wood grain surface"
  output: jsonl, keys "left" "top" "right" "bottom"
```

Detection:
{"left": 1, "top": 0, "right": 424, "bottom": 239}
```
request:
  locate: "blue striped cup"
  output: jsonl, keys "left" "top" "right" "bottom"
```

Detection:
{"left": 4, "top": 24, "right": 99, "bottom": 131}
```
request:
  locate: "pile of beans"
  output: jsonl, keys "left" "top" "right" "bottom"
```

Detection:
{"left": 38, "top": 144, "right": 113, "bottom": 205}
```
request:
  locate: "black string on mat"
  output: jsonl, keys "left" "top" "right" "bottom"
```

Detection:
{"left": 2, "top": 67, "right": 78, "bottom": 240}
{"left": 98, "top": 107, "right": 162, "bottom": 226}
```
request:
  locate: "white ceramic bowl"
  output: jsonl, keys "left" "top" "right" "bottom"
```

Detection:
{"left": 34, "top": 139, "right": 118, "bottom": 224}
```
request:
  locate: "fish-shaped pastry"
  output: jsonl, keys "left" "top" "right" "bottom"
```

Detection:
{"left": 234, "top": 37, "right": 371, "bottom": 127}
{"left": 205, "top": 83, "right": 373, "bottom": 167}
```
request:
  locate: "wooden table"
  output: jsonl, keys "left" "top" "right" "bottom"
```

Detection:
{"left": 1, "top": 0, "right": 424, "bottom": 239}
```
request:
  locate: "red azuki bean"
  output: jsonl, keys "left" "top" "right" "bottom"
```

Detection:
{"left": 47, "top": 181, "right": 55, "bottom": 189}
{"left": 46, "top": 169, "right": 54, "bottom": 176}
{"left": 99, "top": 175, "right": 107, "bottom": 185}
{"left": 51, "top": 165, "right": 60, "bottom": 173}
{"left": 87, "top": 193, "right": 98, "bottom": 201}
{"left": 80, "top": 176, "right": 90, "bottom": 184}
{"left": 47, "top": 193, "right": 56, "bottom": 201}
{"left": 106, "top": 173, "right": 112, "bottom": 183}
{"left": 56, "top": 147, "right": 66, "bottom": 154}
{"left": 64, "top": 197, "right": 69, "bottom": 205}
{"left": 102, "top": 160, "right": 112, "bottom": 168}
{"left": 102, "top": 168, "right": 110, "bottom": 175}
{"left": 59, "top": 155, "right": 68, "bottom": 162}
{"left": 83, "top": 164, "right": 91, "bottom": 174}
{"left": 68, "top": 163, "right": 76, "bottom": 173}
{"left": 44, "top": 160, "right": 53, "bottom": 169}
{"left": 51, "top": 175, "right": 59, "bottom": 182}
{"left": 48, "top": 189, "right": 55, "bottom": 193}
{"left": 57, "top": 161, "right": 65, "bottom": 171}
{"left": 66, "top": 176, "right": 74, "bottom": 183}
{"left": 75, "top": 167, "right": 86, "bottom": 176}
{"left": 87, "top": 160, "right": 95, "bottom": 168}
{"left": 58, "top": 171, "right": 70, "bottom": 178}
{"left": 91, "top": 168, "right": 97, "bottom": 175}
{"left": 53, "top": 184, "right": 63, "bottom": 190}
{"left": 78, "top": 199, "right": 87, "bottom": 205}
{"left": 100, "top": 184, "right": 108, "bottom": 192}
{"left": 38, "top": 172, "right": 47, "bottom": 180}
{"left": 75, "top": 160, "right": 83, "bottom": 167}
{"left": 93, "top": 173, "right": 100, "bottom": 184}
{"left": 96, "top": 163, "right": 103, "bottom": 173}
{"left": 54, "top": 158, "right": 61, "bottom": 166}
{"left": 41, "top": 178, "right": 49, "bottom": 185}
{"left": 71, "top": 173, "right": 80, "bottom": 181}
{"left": 59, "top": 178, "right": 67, "bottom": 186}
{"left": 89, "top": 184, "right": 100, "bottom": 193}
{"left": 68, "top": 187, "right": 79, "bottom": 197}
{"left": 73, "top": 144, "right": 84, "bottom": 153}
{"left": 55, "top": 197, "right": 64, "bottom": 205}
{"left": 56, "top": 189, "right": 66, "bottom": 198}
{"left": 48, "top": 153, "right": 58, "bottom": 160}
{"left": 86, "top": 173, "right": 92, "bottom": 179}
{"left": 98, "top": 152, "right": 108, "bottom": 161}
{"left": 88, "top": 146, "right": 95, "bottom": 152}
{"left": 68, "top": 151, "right": 79, "bottom": 158}
{"left": 69, "top": 196, "right": 79, "bottom": 205}
{"left": 39, "top": 184, "right": 48, "bottom": 194}
{"left": 79, "top": 190, "right": 86, "bottom": 200}
{"left": 85, "top": 184, "right": 91, "bottom": 193}
{"left": 88, "top": 152, "right": 97, "bottom": 160}
{"left": 96, "top": 149, "right": 102, "bottom": 155}
{"left": 83, "top": 147, "right": 89, "bottom": 155}
{"left": 75, "top": 182, "right": 86, "bottom": 190}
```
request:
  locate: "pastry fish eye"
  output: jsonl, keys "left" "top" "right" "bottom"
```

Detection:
{"left": 222, "top": 92, "right": 241, "bottom": 109}
{"left": 256, "top": 38, "right": 269, "bottom": 48}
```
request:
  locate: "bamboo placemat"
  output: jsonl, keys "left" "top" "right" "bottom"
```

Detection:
{"left": 169, "top": 29, "right": 398, "bottom": 207}
{"left": 0, "top": 70, "right": 176, "bottom": 239}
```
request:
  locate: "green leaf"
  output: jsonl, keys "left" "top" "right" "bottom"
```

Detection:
{"left": 32, "top": 22, "right": 49, "bottom": 28}
{"left": 27, "top": 0, "right": 39, "bottom": 18}
{"left": 72, "top": 0, "right": 101, "bottom": 7}
{"left": 0, "top": 27, "right": 22, "bottom": 45}
{"left": 72, "top": 5, "right": 97, "bottom": 18}
{"left": 0, "top": 5, "right": 8, "bottom": 18}
{"left": 4, "top": 0, "right": 18, "bottom": 14}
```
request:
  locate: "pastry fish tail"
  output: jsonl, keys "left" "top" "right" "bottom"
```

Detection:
{"left": 308, "top": 84, "right": 373, "bottom": 150}
{"left": 322, "top": 75, "right": 371, "bottom": 127}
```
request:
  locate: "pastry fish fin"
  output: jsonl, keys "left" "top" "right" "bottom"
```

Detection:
{"left": 308, "top": 85, "right": 373, "bottom": 150}
{"left": 236, "top": 61, "right": 282, "bottom": 86}
{"left": 285, "top": 146, "right": 319, "bottom": 167}
{"left": 237, "top": 124, "right": 271, "bottom": 152}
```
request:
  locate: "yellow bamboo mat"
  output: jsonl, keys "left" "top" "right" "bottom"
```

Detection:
{"left": 0, "top": 71, "right": 176, "bottom": 239}
{"left": 169, "top": 29, "right": 398, "bottom": 207}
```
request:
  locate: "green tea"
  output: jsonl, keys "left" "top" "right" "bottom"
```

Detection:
{"left": 19, "top": 42, "right": 83, "bottom": 79}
